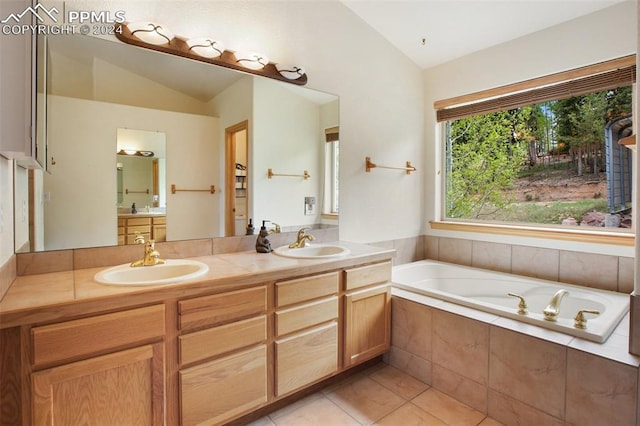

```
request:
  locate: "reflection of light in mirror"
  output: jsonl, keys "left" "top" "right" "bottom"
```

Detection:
{"left": 187, "top": 38, "right": 225, "bottom": 58}
{"left": 275, "top": 64, "right": 305, "bottom": 80}
{"left": 117, "top": 149, "right": 155, "bottom": 157}
{"left": 235, "top": 51, "right": 269, "bottom": 70}
{"left": 126, "top": 22, "right": 174, "bottom": 45}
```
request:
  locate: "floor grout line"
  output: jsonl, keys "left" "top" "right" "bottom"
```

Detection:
{"left": 251, "top": 362, "right": 504, "bottom": 426}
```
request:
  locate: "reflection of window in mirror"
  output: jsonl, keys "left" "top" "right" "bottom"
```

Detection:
{"left": 116, "top": 163, "right": 124, "bottom": 205}
{"left": 324, "top": 127, "right": 339, "bottom": 215}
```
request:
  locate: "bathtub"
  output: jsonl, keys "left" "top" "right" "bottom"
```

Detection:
{"left": 392, "top": 260, "right": 629, "bottom": 343}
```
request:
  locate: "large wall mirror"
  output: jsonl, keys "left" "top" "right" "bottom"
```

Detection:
{"left": 17, "top": 33, "right": 338, "bottom": 252}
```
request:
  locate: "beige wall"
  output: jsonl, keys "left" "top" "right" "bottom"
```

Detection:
{"left": 44, "top": 96, "right": 219, "bottom": 249}
{"left": 1, "top": 1, "right": 637, "bottom": 265}
{"left": 424, "top": 1, "right": 636, "bottom": 257}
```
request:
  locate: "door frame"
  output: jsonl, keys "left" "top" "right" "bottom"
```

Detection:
{"left": 225, "top": 120, "right": 249, "bottom": 236}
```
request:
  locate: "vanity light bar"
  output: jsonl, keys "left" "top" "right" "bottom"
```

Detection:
{"left": 117, "top": 22, "right": 308, "bottom": 86}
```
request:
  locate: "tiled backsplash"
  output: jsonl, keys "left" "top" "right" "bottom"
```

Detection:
{"left": 10, "top": 227, "right": 340, "bottom": 277}
{"left": 370, "top": 234, "right": 632, "bottom": 294}
{"left": 423, "top": 235, "right": 634, "bottom": 294}
{"left": 1, "top": 232, "right": 633, "bottom": 298}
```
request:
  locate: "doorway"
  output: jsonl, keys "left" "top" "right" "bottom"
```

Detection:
{"left": 225, "top": 121, "right": 249, "bottom": 236}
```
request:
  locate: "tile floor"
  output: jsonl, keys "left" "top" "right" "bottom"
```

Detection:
{"left": 248, "top": 363, "right": 503, "bottom": 425}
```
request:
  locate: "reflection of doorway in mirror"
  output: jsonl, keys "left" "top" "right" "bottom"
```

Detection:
{"left": 225, "top": 121, "right": 249, "bottom": 236}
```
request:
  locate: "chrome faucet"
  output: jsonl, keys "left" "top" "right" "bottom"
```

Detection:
{"left": 289, "top": 227, "right": 315, "bottom": 248}
{"left": 543, "top": 289, "right": 569, "bottom": 321}
{"left": 131, "top": 239, "right": 165, "bottom": 267}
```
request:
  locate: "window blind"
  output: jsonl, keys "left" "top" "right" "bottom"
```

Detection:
{"left": 325, "top": 126, "right": 339, "bottom": 142}
{"left": 436, "top": 57, "right": 636, "bottom": 122}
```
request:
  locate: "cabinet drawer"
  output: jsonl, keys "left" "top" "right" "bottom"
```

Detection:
{"left": 127, "top": 225, "right": 151, "bottom": 234}
{"left": 180, "top": 345, "right": 267, "bottom": 426}
{"left": 276, "top": 272, "right": 339, "bottom": 307}
{"left": 117, "top": 218, "right": 125, "bottom": 227}
{"left": 179, "top": 315, "right": 266, "bottom": 365}
{"left": 276, "top": 297, "right": 338, "bottom": 336}
{"left": 32, "top": 305, "right": 165, "bottom": 368}
{"left": 179, "top": 286, "right": 267, "bottom": 331}
{"left": 344, "top": 261, "right": 391, "bottom": 291}
{"left": 152, "top": 216, "right": 166, "bottom": 225}
{"left": 127, "top": 217, "right": 152, "bottom": 226}
{"left": 275, "top": 322, "right": 338, "bottom": 397}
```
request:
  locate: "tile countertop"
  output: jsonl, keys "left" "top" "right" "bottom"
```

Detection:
{"left": 0, "top": 241, "right": 394, "bottom": 329}
{"left": 117, "top": 212, "right": 166, "bottom": 218}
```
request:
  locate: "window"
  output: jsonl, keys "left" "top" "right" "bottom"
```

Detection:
{"left": 436, "top": 57, "right": 635, "bottom": 236}
{"left": 325, "top": 127, "right": 339, "bottom": 215}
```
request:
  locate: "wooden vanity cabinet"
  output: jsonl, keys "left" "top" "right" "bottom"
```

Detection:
{"left": 0, "top": 254, "right": 394, "bottom": 426}
{"left": 152, "top": 216, "right": 167, "bottom": 242}
{"left": 343, "top": 262, "right": 392, "bottom": 367}
{"left": 30, "top": 305, "right": 166, "bottom": 425}
{"left": 178, "top": 286, "right": 268, "bottom": 426}
{"left": 274, "top": 272, "right": 340, "bottom": 397}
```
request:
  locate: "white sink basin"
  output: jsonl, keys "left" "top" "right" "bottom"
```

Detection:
{"left": 94, "top": 259, "right": 209, "bottom": 286}
{"left": 273, "top": 244, "right": 350, "bottom": 259}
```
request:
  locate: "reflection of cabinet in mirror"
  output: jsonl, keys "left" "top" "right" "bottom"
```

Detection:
{"left": 118, "top": 215, "right": 167, "bottom": 245}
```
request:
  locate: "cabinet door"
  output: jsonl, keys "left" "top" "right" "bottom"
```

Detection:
{"left": 344, "top": 284, "right": 391, "bottom": 367}
{"left": 152, "top": 224, "right": 166, "bottom": 242}
{"left": 0, "top": 0, "right": 34, "bottom": 163}
{"left": 180, "top": 345, "right": 267, "bottom": 426}
{"left": 276, "top": 321, "right": 338, "bottom": 397}
{"left": 32, "top": 343, "right": 164, "bottom": 426}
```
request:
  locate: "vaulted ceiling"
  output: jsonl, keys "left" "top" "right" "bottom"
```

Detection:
{"left": 343, "top": 0, "right": 627, "bottom": 69}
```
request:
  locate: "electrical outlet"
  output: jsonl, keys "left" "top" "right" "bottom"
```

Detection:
{"left": 304, "top": 196, "right": 316, "bottom": 215}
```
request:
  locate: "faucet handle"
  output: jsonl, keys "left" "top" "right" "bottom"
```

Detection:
{"left": 507, "top": 293, "right": 528, "bottom": 315}
{"left": 574, "top": 309, "right": 600, "bottom": 329}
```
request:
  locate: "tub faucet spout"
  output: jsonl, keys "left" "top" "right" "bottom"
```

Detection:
{"left": 543, "top": 289, "right": 569, "bottom": 321}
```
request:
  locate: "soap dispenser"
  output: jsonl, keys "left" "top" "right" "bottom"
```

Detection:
{"left": 246, "top": 218, "right": 255, "bottom": 235}
{"left": 255, "top": 220, "right": 273, "bottom": 253}
{"left": 131, "top": 203, "right": 137, "bottom": 214}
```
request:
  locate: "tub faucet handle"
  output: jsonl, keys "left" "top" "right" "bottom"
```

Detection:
{"left": 507, "top": 293, "right": 528, "bottom": 315}
{"left": 574, "top": 309, "right": 600, "bottom": 329}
